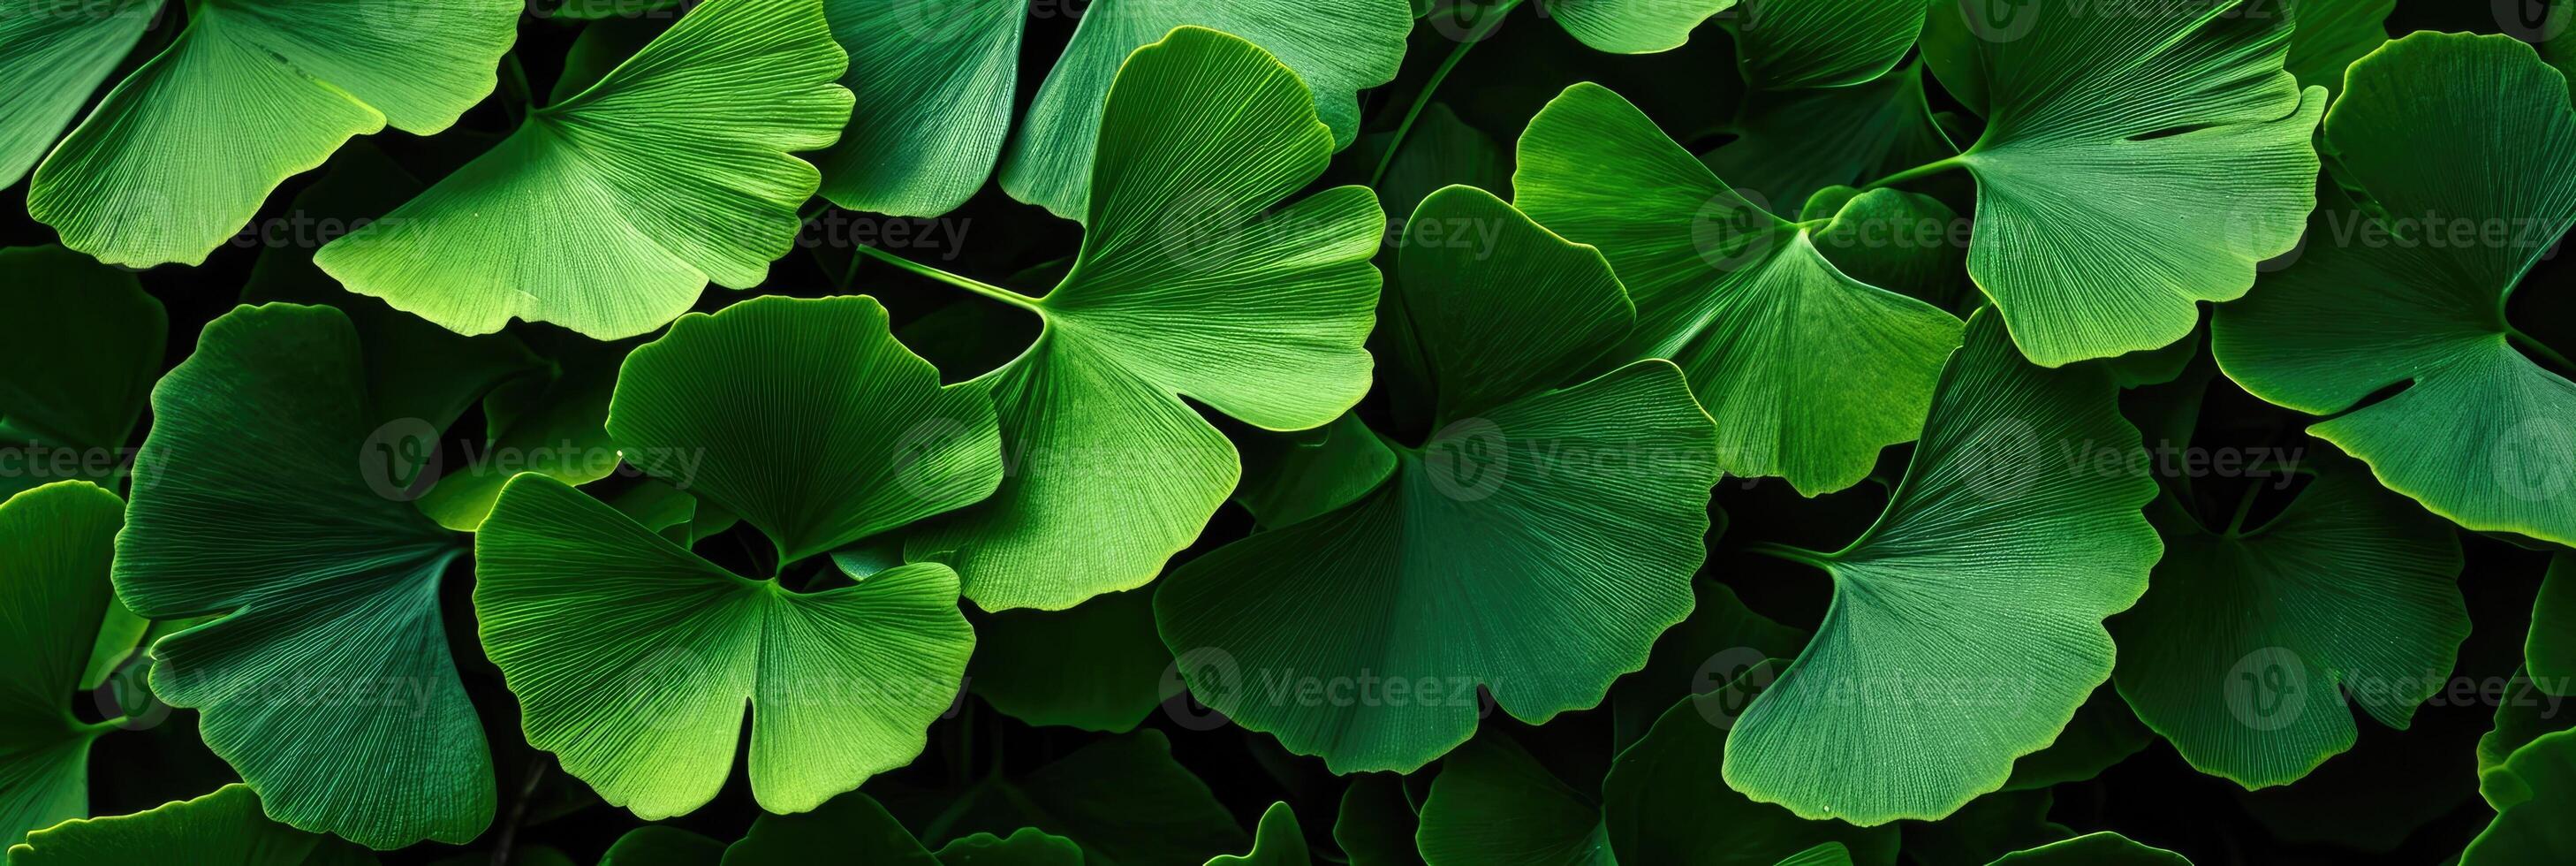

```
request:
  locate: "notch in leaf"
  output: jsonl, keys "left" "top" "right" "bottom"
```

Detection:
{"left": 0, "top": 482, "right": 140, "bottom": 847}
{"left": 1154, "top": 186, "right": 1718, "bottom": 772}
{"left": 2213, "top": 32, "right": 2576, "bottom": 548}
{"left": 475, "top": 295, "right": 993, "bottom": 819}
{"left": 891, "top": 26, "right": 1384, "bottom": 612}
{"left": 114, "top": 303, "right": 516, "bottom": 848}
{"left": 1727, "top": 310, "right": 2161, "bottom": 824}
{"left": 1909, "top": 0, "right": 2324, "bottom": 366}
{"left": 314, "top": 0, "right": 855, "bottom": 340}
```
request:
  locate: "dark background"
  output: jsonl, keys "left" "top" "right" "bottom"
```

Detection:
{"left": 9, "top": 0, "right": 2569, "bottom": 863}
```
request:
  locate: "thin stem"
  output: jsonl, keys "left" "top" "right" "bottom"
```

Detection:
{"left": 498, "top": 54, "right": 534, "bottom": 128}
{"left": 851, "top": 244, "right": 1042, "bottom": 313}
{"left": 2223, "top": 483, "right": 2263, "bottom": 537}
{"left": 1742, "top": 541, "right": 1834, "bottom": 571}
{"left": 2509, "top": 326, "right": 2576, "bottom": 374}
{"left": 1860, "top": 156, "right": 1967, "bottom": 191}
{"left": 1368, "top": 0, "right": 1525, "bottom": 188}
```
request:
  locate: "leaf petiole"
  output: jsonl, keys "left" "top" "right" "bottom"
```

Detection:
{"left": 1368, "top": 0, "right": 1527, "bottom": 188}
{"left": 1860, "top": 156, "right": 1968, "bottom": 191}
{"left": 850, "top": 244, "right": 1042, "bottom": 314}
{"left": 1742, "top": 541, "right": 1836, "bottom": 571}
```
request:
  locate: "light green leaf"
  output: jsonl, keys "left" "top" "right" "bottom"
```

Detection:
{"left": 2110, "top": 452, "right": 2466, "bottom": 787}
{"left": 0, "top": 246, "right": 165, "bottom": 501}
{"left": 1725, "top": 0, "right": 1921, "bottom": 89}
{"left": 1415, "top": 735, "right": 1612, "bottom": 866}
{"left": 475, "top": 475, "right": 973, "bottom": 819}
{"left": 968, "top": 587, "right": 1166, "bottom": 733}
{"left": 905, "top": 27, "right": 1382, "bottom": 611}
{"left": 1155, "top": 186, "right": 1716, "bottom": 771}
{"left": 997, "top": 4, "right": 1410, "bottom": 219}
{"left": 27, "top": 0, "right": 518, "bottom": 268}
{"left": 1941, "top": 0, "right": 2323, "bottom": 366}
{"left": 115, "top": 303, "right": 497, "bottom": 849}
{"left": 1516, "top": 82, "right": 1961, "bottom": 495}
{"left": 607, "top": 295, "right": 1003, "bottom": 565}
{"left": 1725, "top": 310, "right": 2161, "bottom": 824}
{"left": 1984, "top": 832, "right": 2190, "bottom": 865}
{"left": 1549, "top": 0, "right": 1736, "bottom": 54}
{"left": 0, "top": 0, "right": 159, "bottom": 188}
{"left": 1210, "top": 802, "right": 1309, "bottom": 866}
{"left": 2479, "top": 668, "right": 2576, "bottom": 786}
{"left": 0, "top": 482, "right": 128, "bottom": 847}
{"left": 814, "top": 0, "right": 1025, "bottom": 216}
{"left": 314, "top": 0, "right": 854, "bottom": 339}
{"left": 8, "top": 784, "right": 375, "bottom": 866}
{"left": 2214, "top": 31, "right": 2576, "bottom": 548}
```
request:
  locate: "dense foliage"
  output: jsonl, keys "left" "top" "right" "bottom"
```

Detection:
{"left": 4, "top": 0, "right": 2576, "bottom": 863}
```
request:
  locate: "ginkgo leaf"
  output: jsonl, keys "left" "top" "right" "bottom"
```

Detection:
{"left": 1210, "top": 803, "right": 1309, "bottom": 866}
{"left": 475, "top": 296, "right": 996, "bottom": 818}
{"left": 1516, "top": 82, "right": 1961, "bottom": 496}
{"left": 475, "top": 475, "right": 974, "bottom": 819}
{"left": 813, "top": 0, "right": 1025, "bottom": 216}
{"left": 0, "top": 246, "right": 165, "bottom": 502}
{"left": 1929, "top": 0, "right": 2324, "bottom": 366}
{"left": 1725, "top": 310, "right": 2161, "bottom": 824}
{"left": 314, "top": 0, "right": 854, "bottom": 340}
{"left": 2464, "top": 729, "right": 2576, "bottom": 864}
{"left": 1773, "top": 843, "right": 1853, "bottom": 866}
{"left": 903, "top": 27, "right": 1382, "bottom": 612}
{"left": 1233, "top": 413, "right": 1400, "bottom": 529}
{"left": 1155, "top": 186, "right": 1716, "bottom": 771}
{"left": 890, "top": 729, "right": 1250, "bottom": 866}
{"left": 27, "top": 0, "right": 519, "bottom": 268}
{"left": 1547, "top": 0, "right": 1736, "bottom": 54}
{"left": 1415, "top": 735, "right": 1613, "bottom": 866}
{"left": 2534, "top": 555, "right": 2576, "bottom": 695}
{"left": 2109, "top": 451, "right": 2466, "bottom": 787}
{"left": 967, "top": 587, "right": 1168, "bottom": 733}
{"left": 2283, "top": 0, "right": 2391, "bottom": 95}
{"left": 996, "top": 3, "right": 1410, "bottom": 219}
{"left": 1724, "top": 0, "right": 1922, "bottom": 90}
{"left": 0, "top": 482, "right": 130, "bottom": 847}
{"left": 605, "top": 295, "right": 1004, "bottom": 565}
{"left": 1985, "top": 832, "right": 2190, "bottom": 865}
{"left": 0, "top": 0, "right": 158, "bottom": 188}
{"left": 599, "top": 825, "right": 726, "bottom": 866}
{"left": 9, "top": 784, "right": 376, "bottom": 866}
{"left": 115, "top": 303, "right": 503, "bottom": 849}
{"left": 413, "top": 332, "right": 629, "bottom": 532}
{"left": 2212, "top": 31, "right": 2576, "bottom": 547}
{"left": 1603, "top": 668, "right": 1901, "bottom": 866}
{"left": 1997, "top": 686, "right": 2151, "bottom": 791}
{"left": 937, "top": 829, "right": 1086, "bottom": 866}
{"left": 816, "top": 0, "right": 1406, "bottom": 219}
{"left": 1334, "top": 775, "right": 1423, "bottom": 866}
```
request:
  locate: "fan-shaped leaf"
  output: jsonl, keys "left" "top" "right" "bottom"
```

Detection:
{"left": 314, "top": 0, "right": 853, "bottom": 339}
{"left": 1724, "top": 310, "right": 2160, "bottom": 824}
